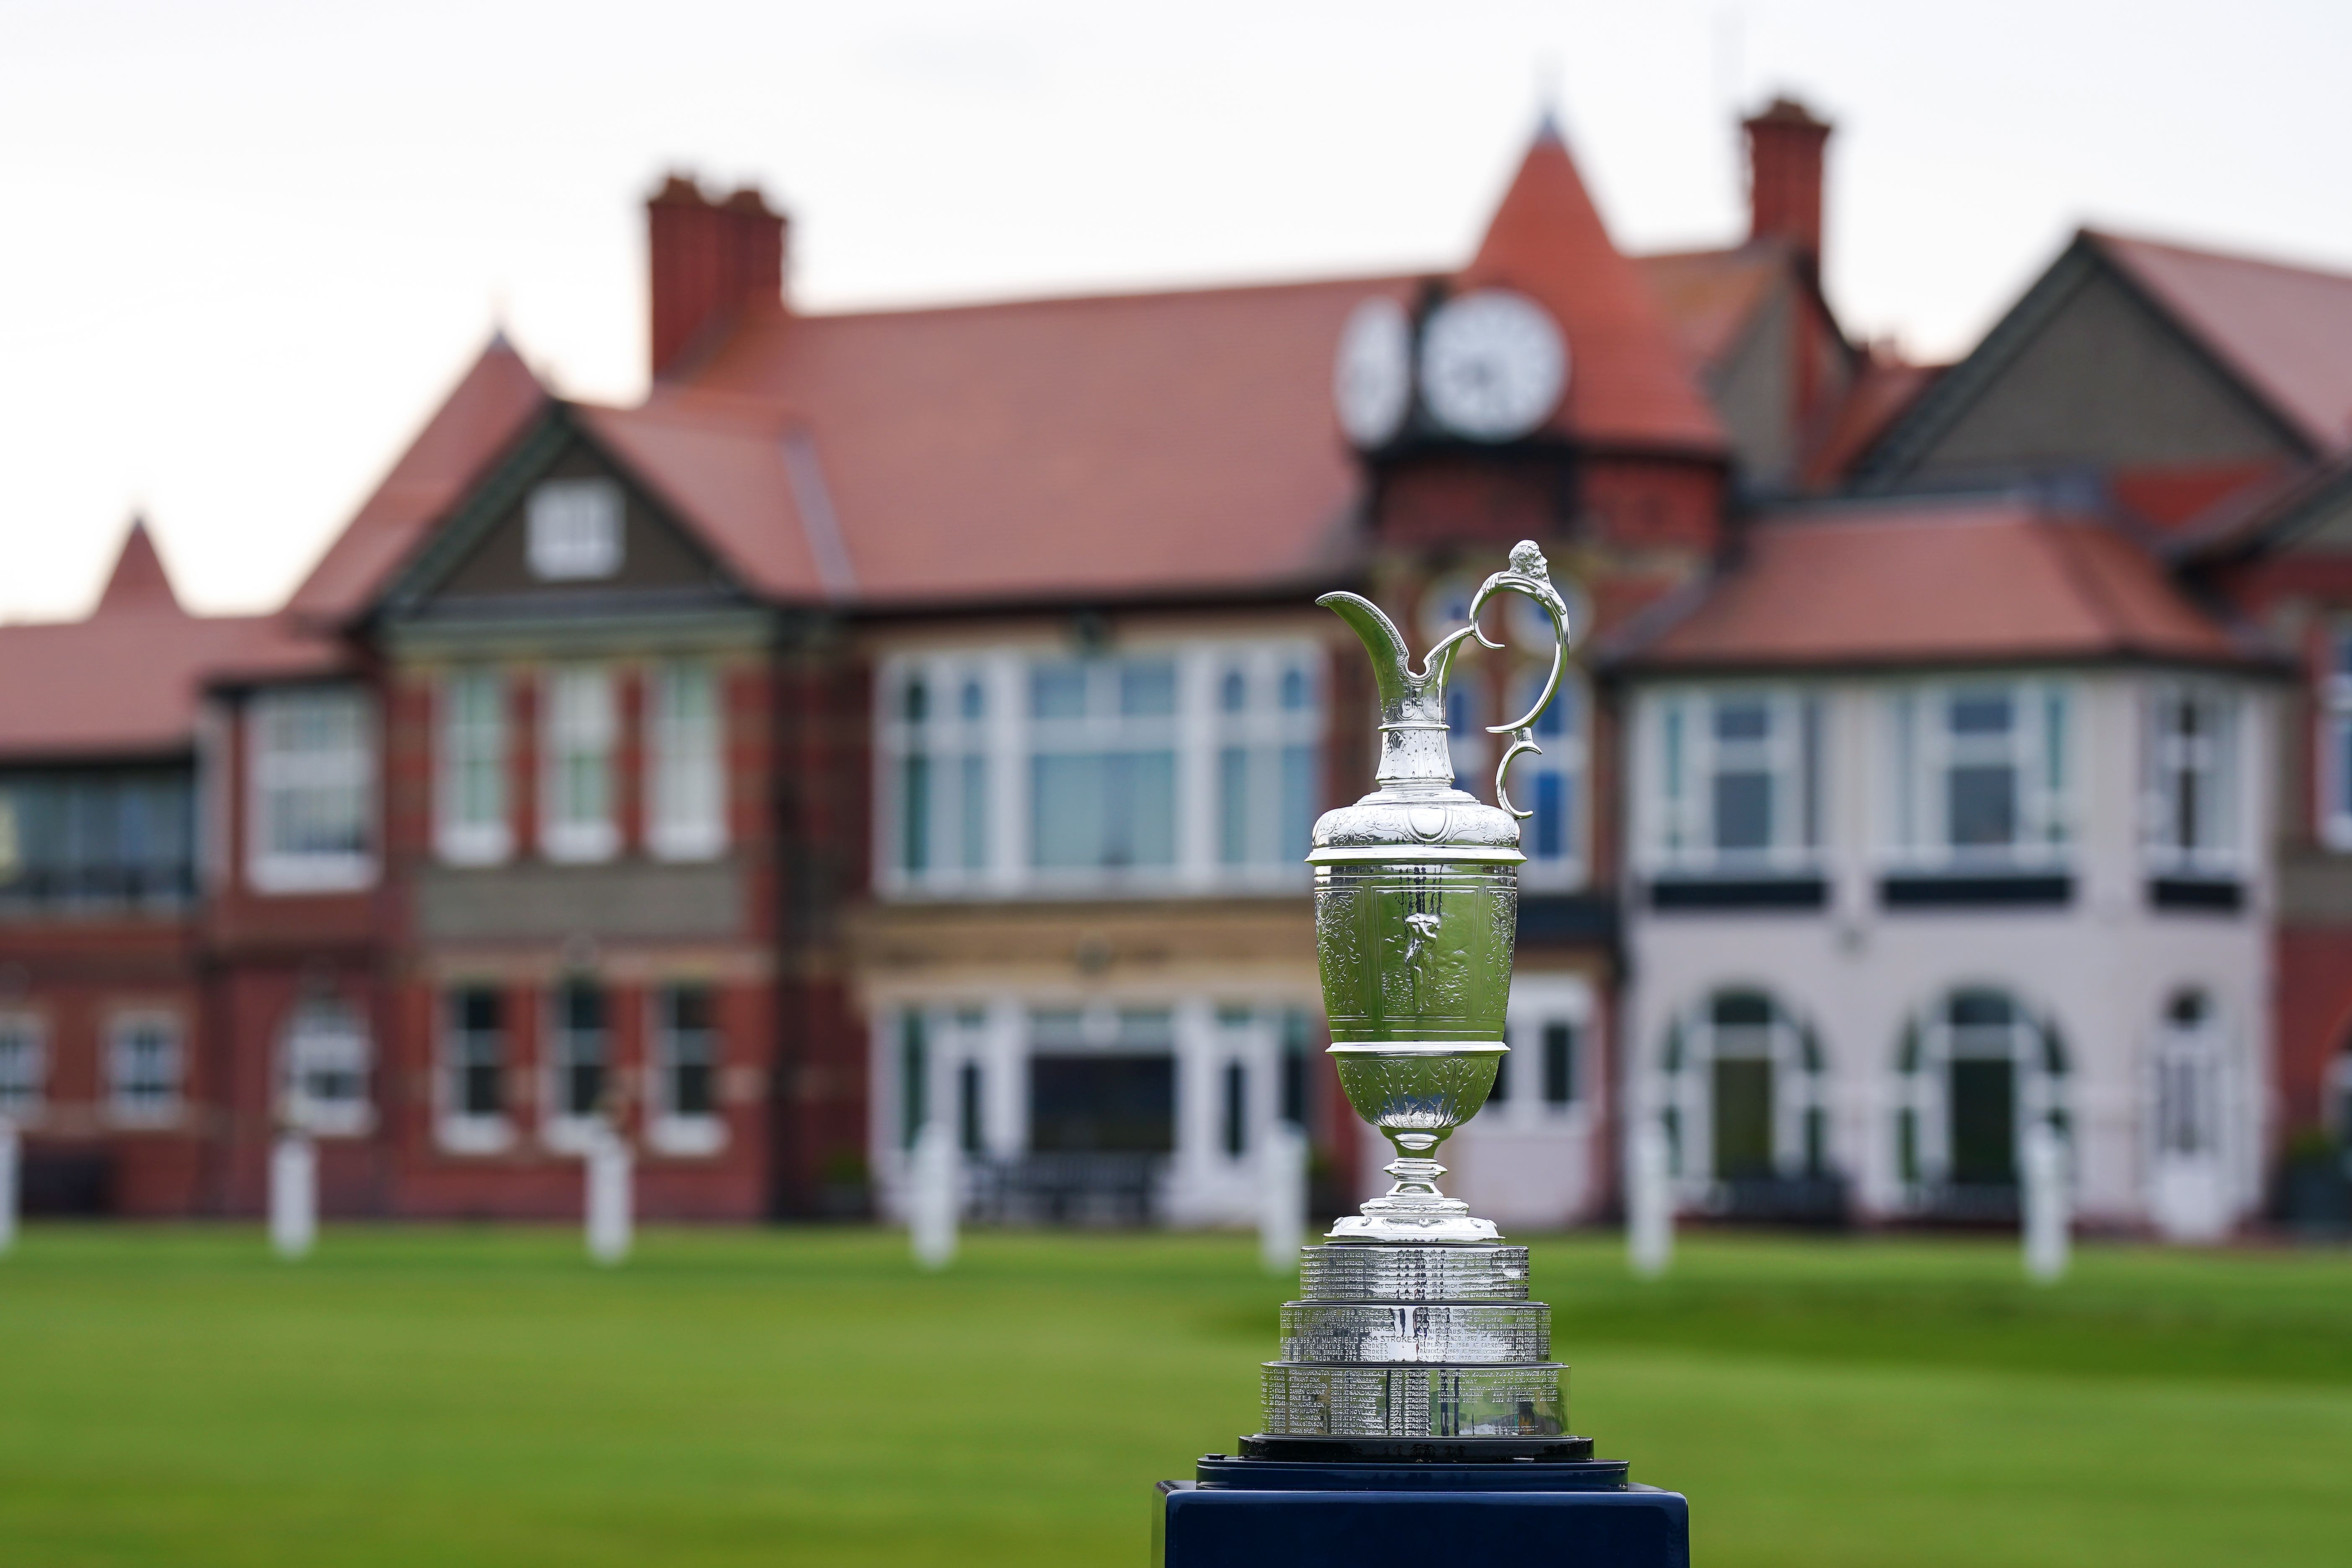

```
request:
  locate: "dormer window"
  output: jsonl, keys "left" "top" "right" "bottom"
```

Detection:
{"left": 526, "top": 479, "right": 623, "bottom": 581}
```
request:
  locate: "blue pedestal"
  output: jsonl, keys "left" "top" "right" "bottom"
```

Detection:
{"left": 1155, "top": 1459, "right": 1688, "bottom": 1568}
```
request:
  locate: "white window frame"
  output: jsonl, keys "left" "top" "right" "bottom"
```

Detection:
{"left": 106, "top": 1009, "right": 184, "bottom": 1126}
{"left": 280, "top": 997, "right": 374, "bottom": 1138}
{"left": 876, "top": 639, "right": 1324, "bottom": 901}
{"left": 438, "top": 986, "right": 513, "bottom": 1155}
{"left": 647, "top": 662, "right": 727, "bottom": 863}
{"left": 540, "top": 667, "right": 619, "bottom": 863}
{"left": 646, "top": 984, "right": 726, "bottom": 1157}
{"left": 1640, "top": 685, "right": 1820, "bottom": 876}
{"left": 0, "top": 1012, "right": 47, "bottom": 1122}
{"left": 1209, "top": 646, "right": 1321, "bottom": 888}
{"left": 246, "top": 687, "right": 377, "bottom": 894}
{"left": 1887, "top": 679, "right": 2073, "bottom": 871}
{"left": 2321, "top": 623, "right": 2352, "bottom": 850}
{"left": 1481, "top": 976, "right": 1595, "bottom": 1131}
{"left": 2143, "top": 681, "right": 2243, "bottom": 878}
{"left": 1653, "top": 987, "right": 1827, "bottom": 1196}
{"left": 436, "top": 668, "right": 511, "bottom": 866}
{"left": 1504, "top": 666, "right": 1590, "bottom": 889}
{"left": 525, "top": 478, "right": 624, "bottom": 582}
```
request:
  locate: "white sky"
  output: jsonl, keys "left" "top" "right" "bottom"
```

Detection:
{"left": 3, "top": 0, "right": 2348, "bottom": 620}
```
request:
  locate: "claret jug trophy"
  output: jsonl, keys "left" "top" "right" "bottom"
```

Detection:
{"left": 1156, "top": 542, "right": 1688, "bottom": 1567}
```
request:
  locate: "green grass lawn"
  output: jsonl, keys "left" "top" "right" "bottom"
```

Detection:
{"left": 0, "top": 1226, "right": 2346, "bottom": 1566}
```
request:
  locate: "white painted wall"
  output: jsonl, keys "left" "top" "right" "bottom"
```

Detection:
{"left": 1624, "top": 672, "right": 2274, "bottom": 1233}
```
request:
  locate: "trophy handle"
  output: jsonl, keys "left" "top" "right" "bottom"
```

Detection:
{"left": 1469, "top": 541, "right": 1574, "bottom": 821}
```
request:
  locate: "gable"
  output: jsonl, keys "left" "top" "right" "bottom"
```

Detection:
{"left": 1862, "top": 248, "right": 2305, "bottom": 485}
{"left": 1707, "top": 280, "right": 1799, "bottom": 485}
{"left": 377, "top": 410, "right": 745, "bottom": 621}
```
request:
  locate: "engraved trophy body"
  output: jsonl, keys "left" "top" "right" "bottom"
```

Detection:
{"left": 1228, "top": 540, "right": 1615, "bottom": 1470}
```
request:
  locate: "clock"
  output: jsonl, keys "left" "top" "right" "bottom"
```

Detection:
{"left": 1418, "top": 289, "right": 1568, "bottom": 442}
{"left": 1332, "top": 296, "right": 1413, "bottom": 449}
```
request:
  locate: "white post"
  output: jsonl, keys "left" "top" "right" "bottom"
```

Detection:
{"left": 269, "top": 1131, "right": 316, "bottom": 1260}
{"left": 1628, "top": 1119, "right": 1673, "bottom": 1278}
{"left": 586, "top": 1122, "right": 633, "bottom": 1266}
{"left": 909, "top": 1121, "right": 958, "bottom": 1271}
{"left": 0, "top": 1116, "right": 18, "bottom": 1256}
{"left": 2022, "top": 1122, "right": 2070, "bottom": 1284}
{"left": 1260, "top": 1121, "right": 1308, "bottom": 1275}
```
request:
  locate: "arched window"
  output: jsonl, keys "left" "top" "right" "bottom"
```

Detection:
{"left": 1895, "top": 987, "right": 2068, "bottom": 1214}
{"left": 1656, "top": 988, "right": 1828, "bottom": 1198}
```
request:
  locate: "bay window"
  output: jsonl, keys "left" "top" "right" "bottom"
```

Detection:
{"left": 648, "top": 663, "right": 726, "bottom": 861}
{"left": 248, "top": 687, "right": 374, "bottom": 892}
{"left": 437, "top": 669, "right": 509, "bottom": 865}
{"left": 1030, "top": 657, "right": 1178, "bottom": 877}
{"left": 879, "top": 640, "right": 1324, "bottom": 897}
{"left": 885, "top": 660, "right": 994, "bottom": 890}
{"left": 540, "top": 668, "right": 617, "bottom": 863}
{"left": 1644, "top": 687, "right": 1820, "bottom": 874}
{"left": 1213, "top": 650, "right": 1319, "bottom": 877}
{"left": 1890, "top": 682, "right": 2070, "bottom": 869}
{"left": 2144, "top": 683, "right": 2241, "bottom": 877}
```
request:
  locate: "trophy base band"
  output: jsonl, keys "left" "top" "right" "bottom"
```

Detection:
{"left": 1234, "top": 1433, "right": 1598, "bottom": 1464}
{"left": 1155, "top": 1472, "right": 1687, "bottom": 1568}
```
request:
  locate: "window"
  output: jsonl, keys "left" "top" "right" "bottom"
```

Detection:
{"left": 899, "top": 1012, "right": 929, "bottom": 1149}
{"left": 1214, "top": 651, "right": 1319, "bottom": 874}
{"left": 437, "top": 669, "right": 509, "bottom": 865}
{"left": 881, "top": 641, "right": 1323, "bottom": 896}
{"left": 108, "top": 1012, "right": 182, "bottom": 1124}
{"left": 1891, "top": 682, "right": 2070, "bottom": 868}
{"left": 1645, "top": 689, "right": 1820, "bottom": 873}
{"left": 0, "top": 1015, "right": 45, "bottom": 1119}
{"left": 526, "top": 478, "right": 623, "bottom": 581}
{"left": 958, "top": 1060, "right": 984, "bottom": 1155}
{"left": 2326, "top": 626, "right": 2352, "bottom": 849}
{"left": 649, "top": 984, "right": 723, "bottom": 1156}
{"left": 0, "top": 769, "right": 193, "bottom": 907}
{"left": 1542, "top": 1020, "right": 1577, "bottom": 1107}
{"left": 1505, "top": 668, "right": 1588, "bottom": 887}
{"left": 281, "top": 998, "right": 372, "bottom": 1137}
{"left": 541, "top": 669, "right": 617, "bottom": 862}
{"left": 649, "top": 664, "right": 726, "bottom": 861}
{"left": 248, "top": 688, "right": 374, "bottom": 892}
{"left": 547, "top": 982, "right": 609, "bottom": 1146}
{"left": 2145, "top": 685, "right": 2239, "bottom": 876}
{"left": 884, "top": 661, "right": 992, "bottom": 889}
{"left": 1444, "top": 679, "right": 1489, "bottom": 795}
{"left": 1031, "top": 658, "right": 1179, "bottom": 877}
{"left": 1222, "top": 1060, "right": 1249, "bottom": 1157}
{"left": 1279, "top": 1008, "right": 1312, "bottom": 1129}
{"left": 442, "top": 987, "right": 509, "bottom": 1152}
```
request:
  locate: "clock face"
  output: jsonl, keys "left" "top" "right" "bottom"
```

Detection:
{"left": 1418, "top": 289, "right": 1569, "bottom": 442}
{"left": 1332, "top": 296, "right": 1413, "bottom": 449}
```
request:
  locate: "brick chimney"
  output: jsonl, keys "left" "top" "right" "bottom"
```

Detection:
{"left": 1744, "top": 97, "right": 1831, "bottom": 265}
{"left": 646, "top": 174, "right": 786, "bottom": 380}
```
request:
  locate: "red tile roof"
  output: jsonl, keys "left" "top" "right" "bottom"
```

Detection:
{"left": 1802, "top": 351, "right": 1941, "bottom": 487}
{"left": 1619, "top": 497, "right": 2246, "bottom": 671}
{"left": 1635, "top": 244, "right": 1785, "bottom": 372}
{"left": 663, "top": 276, "right": 1416, "bottom": 606}
{"left": 1459, "top": 130, "right": 1726, "bottom": 453}
{"left": 0, "top": 523, "right": 344, "bottom": 762}
{"left": 287, "top": 335, "right": 548, "bottom": 625}
{"left": 2094, "top": 231, "right": 2352, "bottom": 454}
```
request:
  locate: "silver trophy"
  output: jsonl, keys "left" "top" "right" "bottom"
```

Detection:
{"left": 1245, "top": 540, "right": 1590, "bottom": 1460}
